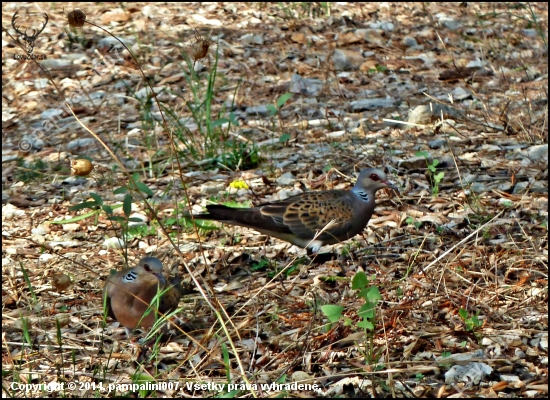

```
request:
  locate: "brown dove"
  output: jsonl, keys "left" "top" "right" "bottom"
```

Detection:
{"left": 102, "top": 257, "right": 183, "bottom": 335}
{"left": 193, "top": 168, "right": 398, "bottom": 252}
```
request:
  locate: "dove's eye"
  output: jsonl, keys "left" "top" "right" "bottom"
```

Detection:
{"left": 370, "top": 174, "right": 380, "bottom": 181}
{"left": 143, "top": 263, "right": 151, "bottom": 272}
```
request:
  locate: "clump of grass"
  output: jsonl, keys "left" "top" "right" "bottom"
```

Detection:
{"left": 163, "top": 38, "right": 259, "bottom": 171}
{"left": 276, "top": 2, "right": 331, "bottom": 19}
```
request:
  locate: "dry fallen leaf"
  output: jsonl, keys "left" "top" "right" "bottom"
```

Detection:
{"left": 51, "top": 273, "right": 72, "bottom": 292}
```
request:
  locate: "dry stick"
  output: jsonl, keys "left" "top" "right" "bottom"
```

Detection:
{"left": 422, "top": 210, "right": 504, "bottom": 273}
{"left": 271, "top": 288, "right": 321, "bottom": 384}
{"left": 406, "top": 235, "right": 431, "bottom": 281}
{"left": 421, "top": 89, "right": 499, "bottom": 140}
{"left": 4, "top": 25, "right": 254, "bottom": 394}
{"left": 433, "top": 31, "right": 515, "bottom": 137}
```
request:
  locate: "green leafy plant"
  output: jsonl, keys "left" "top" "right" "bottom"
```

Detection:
{"left": 266, "top": 93, "right": 292, "bottom": 129}
{"left": 267, "top": 261, "right": 300, "bottom": 279}
{"left": 321, "top": 271, "right": 383, "bottom": 365}
{"left": 458, "top": 308, "right": 483, "bottom": 332}
{"left": 14, "top": 158, "right": 49, "bottom": 182}
{"left": 20, "top": 316, "right": 32, "bottom": 350}
{"left": 416, "top": 151, "right": 444, "bottom": 196}
{"left": 405, "top": 216, "right": 422, "bottom": 230}
{"left": 50, "top": 174, "right": 156, "bottom": 258}
{"left": 500, "top": 200, "right": 514, "bottom": 208}
{"left": 267, "top": 92, "right": 293, "bottom": 117}
{"left": 368, "top": 64, "right": 389, "bottom": 74}
{"left": 131, "top": 373, "right": 156, "bottom": 398}
{"left": 217, "top": 138, "right": 260, "bottom": 171}
{"left": 352, "top": 272, "right": 382, "bottom": 331}
{"left": 250, "top": 258, "right": 271, "bottom": 272}
{"left": 165, "top": 203, "right": 219, "bottom": 236}
{"left": 126, "top": 224, "right": 157, "bottom": 240}
{"left": 279, "top": 133, "right": 291, "bottom": 145}
{"left": 214, "top": 199, "right": 253, "bottom": 209}
{"left": 321, "top": 304, "right": 345, "bottom": 331}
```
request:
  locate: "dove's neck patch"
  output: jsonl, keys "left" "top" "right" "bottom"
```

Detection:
{"left": 355, "top": 190, "right": 370, "bottom": 202}
{"left": 122, "top": 271, "right": 138, "bottom": 283}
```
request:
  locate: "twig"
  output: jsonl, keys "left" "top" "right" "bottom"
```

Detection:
{"left": 422, "top": 210, "right": 504, "bottom": 272}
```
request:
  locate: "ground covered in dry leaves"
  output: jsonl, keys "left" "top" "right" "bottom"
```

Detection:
{"left": 2, "top": 2, "right": 548, "bottom": 398}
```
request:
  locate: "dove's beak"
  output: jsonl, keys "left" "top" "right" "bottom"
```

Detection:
{"left": 383, "top": 181, "right": 400, "bottom": 195}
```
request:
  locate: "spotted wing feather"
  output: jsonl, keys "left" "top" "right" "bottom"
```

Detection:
{"left": 261, "top": 190, "right": 355, "bottom": 241}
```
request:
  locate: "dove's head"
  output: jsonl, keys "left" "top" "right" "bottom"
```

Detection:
{"left": 354, "top": 168, "right": 399, "bottom": 195}
{"left": 135, "top": 257, "right": 165, "bottom": 281}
